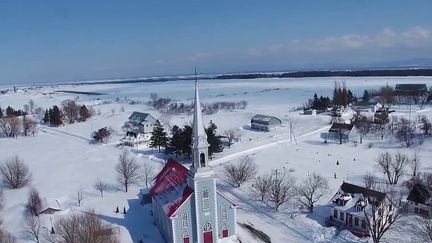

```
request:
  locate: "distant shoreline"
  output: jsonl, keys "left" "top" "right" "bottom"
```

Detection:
{"left": 6, "top": 68, "right": 432, "bottom": 88}
{"left": 68, "top": 68, "right": 432, "bottom": 86}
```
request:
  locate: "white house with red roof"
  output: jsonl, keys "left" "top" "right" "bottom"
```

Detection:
{"left": 150, "top": 80, "right": 238, "bottom": 243}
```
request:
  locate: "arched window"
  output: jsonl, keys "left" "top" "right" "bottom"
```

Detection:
{"left": 200, "top": 153, "right": 206, "bottom": 167}
{"left": 181, "top": 211, "right": 188, "bottom": 228}
{"left": 220, "top": 205, "right": 227, "bottom": 221}
{"left": 203, "top": 222, "right": 212, "bottom": 232}
{"left": 183, "top": 232, "right": 190, "bottom": 243}
{"left": 202, "top": 189, "right": 209, "bottom": 210}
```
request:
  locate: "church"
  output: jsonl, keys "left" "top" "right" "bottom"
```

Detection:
{"left": 149, "top": 81, "right": 238, "bottom": 243}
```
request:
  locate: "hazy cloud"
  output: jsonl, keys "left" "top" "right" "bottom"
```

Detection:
{"left": 249, "top": 26, "right": 432, "bottom": 55}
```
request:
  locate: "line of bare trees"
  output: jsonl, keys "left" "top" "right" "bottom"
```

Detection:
{"left": 223, "top": 157, "right": 329, "bottom": 212}
{"left": 148, "top": 93, "right": 247, "bottom": 115}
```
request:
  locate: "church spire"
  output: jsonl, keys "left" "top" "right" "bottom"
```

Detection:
{"left": 191, "top": 68, "right": 210, "bottom": 170}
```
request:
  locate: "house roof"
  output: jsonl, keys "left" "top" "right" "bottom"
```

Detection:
{"left": 340, "top": 182, "right": 387, "bottom": 203}
{"left": 395, "top": 84, "right": 427, "bottom": 92}
{"left": 251, "top": 114, "right": 281, "bottom": 124}
{"left": 128, "top": 112, "right": 152, "bottom": 123}
{"left": 329, "top": 123, "right": 355, "bottom": 133}
{"left": 407, "top": 183, "right": 432, "bottom": 205}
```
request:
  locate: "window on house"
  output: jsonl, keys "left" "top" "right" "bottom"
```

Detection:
{"left": 340, "top": 212, "right": 344, "bottom": 221}
{"left": 354, "top": 217, "right": 359, "bottom": 226}
{"left": 333, "top": 210, "right": 337, "bottom": 218}
{"left": 203, "top": 189, "right": 209, "bottom": 210}
{"left": 221, "top": 205, "right": 227, "bottom": 221}
{"left": 362, "top": 220, "right": 367, "bottom": 229}
{"left": 181, "top": 212, "right": 188, "bottom": 228}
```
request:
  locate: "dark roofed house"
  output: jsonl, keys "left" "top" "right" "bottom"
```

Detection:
{"left": 124, "top": 112, "right": 157, "bottom": 134}
{"left": 250, "top": 114, "right": 282, "bottom": 132}
{"left": 395, "top": 84, "right": 427, "bottom": 95}
{"left": 407, "top": 183, "right": 432, "bottom": 216}
{"left": 326, "top": 182, "right": 390, "bottom": 237}
{"left": 321, "top": 123, "right": 360, "bottom": 144}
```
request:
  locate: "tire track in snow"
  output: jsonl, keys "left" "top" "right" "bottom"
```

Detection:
{"left": 41, "top": 126, "right": 92, "bottom": 142}
{"left": 210, "top": 125, "right": 330, "bottom": 166}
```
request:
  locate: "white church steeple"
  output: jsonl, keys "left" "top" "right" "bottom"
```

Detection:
{"left": 191, "top": 72, "right": 210, "bottom": 170}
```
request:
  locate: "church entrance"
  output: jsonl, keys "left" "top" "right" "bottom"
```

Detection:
{"left": 203, "top": 222, "right": 213, "bottom": 243}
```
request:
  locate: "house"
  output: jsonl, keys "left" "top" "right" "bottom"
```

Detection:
{"left": 250, "top": 114, "right": 282, "bottom": 131}
{"left": 320, "top": 123, "right": 360, "bottom": 143}
{"left": 38, "top": 198, "right": 62, "bottom": 215}
{"left": 124, "top": 112, "right": 157, "bottom": 134}
{"left": 326, "top": 182, "right": 391, "bottom": 237}
{"left": 407, "top": 183, "right": 431, "bottom": 216}
{"left": 394, "top": 84, "right": 428, "bottom": 104}
{"left": 150, "top": 81, "right": 238, "bottom": 243}
{"left": 394, "top": 84, "right": 428, "bottom": 96}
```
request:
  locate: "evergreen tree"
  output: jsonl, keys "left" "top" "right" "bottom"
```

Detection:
{"left": 363, "top": 90, "right": 370, "bottom": 102}
{"left": 149, "top": 121, "right": 169, "bottom": 152}
{"left": 180, "top": 125, "right": 192, "bottom": 157}
{"left": 50, "top": 105, "right": 63, "bottom": 126}
{"left": 205, "top": 120, "right": 223, "bottom": 157}
{"left": 347, "top": 89, "right": 355, "bottom": 104}
{"left": 42, "top": 109, "right": 50, "bottom": 124}
{"left": 79, "top": 105, "right": 91, "bottom": 121}
{"left": 167, "top": 125, "right": 182, "bottom": 156}
{"left": 0, "top": 106, "right": 3, "bottom": 117}
{"left": 6, "top": 106, "right": 14, "bottom": 116}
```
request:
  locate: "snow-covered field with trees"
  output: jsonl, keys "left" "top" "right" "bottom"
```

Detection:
{"left": 1, "top": 76, "right": 432, "bottom": 243}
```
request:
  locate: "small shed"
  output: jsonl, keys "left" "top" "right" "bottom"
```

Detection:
{"left": 38, "top": 199, "right": 62, "bottom": 215}
{"left": 250, "top": 114, "right": 282, "bottom": 132}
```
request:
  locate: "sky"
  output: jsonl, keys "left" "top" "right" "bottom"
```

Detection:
{"left": 0, "top": 0, "right": 432, "bottom": 85}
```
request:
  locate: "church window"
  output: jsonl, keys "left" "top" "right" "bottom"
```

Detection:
{"left": 200, "top": 153, "right": 206, "bottom": 167}
{"left": 203, "top": 189, "right": 210, "bottom": 210}
{"left": 221, "top": 205, "right": 227, "bottom": 221}
{"left": 181, "top": 212, "right": 188, "bottom": 228}
{"left": 203, "top": 222, "right": 212, "bottom": 232}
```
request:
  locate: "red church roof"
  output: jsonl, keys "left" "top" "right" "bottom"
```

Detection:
{"left": 150, "top": 158, "right": 193, "bottom": 217}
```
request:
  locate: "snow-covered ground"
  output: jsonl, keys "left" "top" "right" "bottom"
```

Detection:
{"left": 1, "top": 76, "right": 432, "bottom": 242}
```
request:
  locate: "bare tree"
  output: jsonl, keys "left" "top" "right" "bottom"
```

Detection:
{"left": 410, "top": 153, "right": 421, "bottom": 177}
{"left": 223, "top": 157, "right": 257, "bottom": 188}
{"left": 76, "top": 189, "right": 84, "bottom": 207}
{"left": 295, "top": 173, "right": 329, "bottom": 212}
{"left": 354, "top": 115, "right": 373, "bottom": 144}
{"left": 378, "top": 86, "right": 395, "bottom": 108}
{"left": 23, "top": 214, "right": 41, "bottom": 243}
{"left": 0, "top": 116, "right": 21, "bottom": 137}
{"left": 251, "top": 173, "right": 273, "bottom": 201}
{"left": 27, "top": 187, "right": 42, "bottom": 216}
{"left": 268, "top": 173, "right": 296, "bottom": 211}
{"left": 116, "top": 151, "right": 141, "bottom": 192}
{"left": 415, "top": 216, "right": 432, "bottom": 243}
{"left": 23, "top": 115, "right": 37, "bottom": 136}
{"left": 45, "top": 210, "right": 119, "bottom": 243}
{"left": 363, "top": 173, "right": 378, "bottom": 190}
{"left": 61, "top": 99, "right": 80, "bottom": 123}
{"left": 223, "top": 129, "right": 240, "bottom": 148}
{"left": 94, "top": 178, "right": 109, "bottom": 197}
{"left": 395, "top": 118, "right": 416, "bottom": 147}
{"left": 142, "top": 161, "right": 155, "bottom": 188}
{"left": 419, "top": 115, "right": 432, "bottom": 136}
{"left": 364, "top": 187, "right": 406, "bottom": 243}
{"left": 0, "top": 155, "right": 32, "bottom": 189}
{"left": 92, "top": 127, "right": 112, "bottom": 143}
{"left": 28, "top": 99, "right": 35, "bottom": 114}
{"left": 0, "top": 228, "right": 16, "bottom": 243}
{"left": 376, "top": 152, "right": 409, "bottom": 185}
